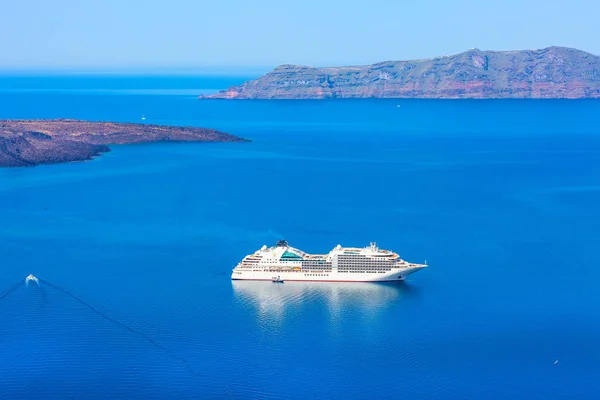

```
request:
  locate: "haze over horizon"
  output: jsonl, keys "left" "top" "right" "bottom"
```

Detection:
{"left": 1, "top": 0, "right": 599, "bottom": 71}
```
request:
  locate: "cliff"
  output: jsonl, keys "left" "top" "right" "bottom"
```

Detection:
{"left": 204, "top": 47, "right": 600, "bottom": 99}
{"left": 0, "top": 119, "right": 247, "bottom": 167}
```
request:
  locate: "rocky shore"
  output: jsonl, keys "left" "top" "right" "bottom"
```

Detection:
{"left": 204, "top": 47, "right": 600, "bottom": 99}
{"left": 0, "top": 119, "right": 248, "bottom": 167}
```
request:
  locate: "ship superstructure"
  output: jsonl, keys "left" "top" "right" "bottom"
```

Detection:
{"left": 231, "top": 240, "right": 427, "bottom": 282}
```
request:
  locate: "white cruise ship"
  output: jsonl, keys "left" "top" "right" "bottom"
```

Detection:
{"left": 231, "top": 240, "right": 427, "bottom": 282}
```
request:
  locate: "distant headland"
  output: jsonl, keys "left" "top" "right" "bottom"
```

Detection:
{"left": 203, "top": 47, "right": 600, "bottom": 99}
{"left": 0, "top": 119, "right": 248, "bottom": 168}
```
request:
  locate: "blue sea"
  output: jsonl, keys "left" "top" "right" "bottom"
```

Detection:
{"left": 1, "top": 75, "right": 599, "bottom": 399}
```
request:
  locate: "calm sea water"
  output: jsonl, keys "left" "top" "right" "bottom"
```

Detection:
{"left": 0, "top": 76, "right": 599, "bottom": 399}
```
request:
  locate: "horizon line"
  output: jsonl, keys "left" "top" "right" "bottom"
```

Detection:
{"left": 0, "top": 45, "right": 596, "bottom": 75}
{"left": 0, "top": 65, "right": 273, "bottom": 76}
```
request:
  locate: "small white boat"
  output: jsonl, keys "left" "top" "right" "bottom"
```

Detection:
{"left": 141, "top": 115, "right": 146, "bottom": 120}
{"left": 25, "top": 274, "right": 40, "bottom": 287}
{"left": 272, "top": 276, "right": 284, "bottom": 283}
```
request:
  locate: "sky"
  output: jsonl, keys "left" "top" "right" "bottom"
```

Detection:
{"left": 1, "top": 0, "right": 599, "bottom": 71}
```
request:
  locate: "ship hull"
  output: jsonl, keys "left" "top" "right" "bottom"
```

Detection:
{"left": 231, "top": 266, "right": 425, "bottom": 282}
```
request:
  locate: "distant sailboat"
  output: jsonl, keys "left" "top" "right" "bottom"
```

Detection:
{"left": 141, "top": 115, "right": 146, "bottom": 121}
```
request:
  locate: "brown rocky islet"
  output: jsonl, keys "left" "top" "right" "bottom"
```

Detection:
{"left": 0, "top": 119, "right": 248, "bottom": 168}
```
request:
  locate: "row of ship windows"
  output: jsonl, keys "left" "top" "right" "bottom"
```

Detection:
{"left": 244, "top": 261, "right": 390, "bottom": 268}
{"left": 339, "top": 265, "right": 391, "bottom": 268}
{"left": 263, "top": 269, "right": 333, "bottom": 272}
{"left": 249, "top": 269, "right": 336, "bottom": 272}
{"left": 338, "top": 265, "right": 391, "bottom": 267}
{"left": 239, "top": 267, "right": 391, "bottom": 272}
{"left": 247, "top": 261, "right": 322, "bottom": 264}
{"left": 246, "top": 257, "right": 391, "bottom": 261}
{"left": 249, "top": 261, "right": 392, "bottom": 264}
{"left": 247, "top": 259, "right": 394, "bottom": 263}
{"left": 305, "top": 274, "right": 329, "bottom": 277}
{"left": 241, "top": 265, "right": 389, "bottom": 269}
{"left": 273, "top": 270, "right": 333, "bottom": 273}
{"left": 338, "top": 271, "right": 388, "bottom": 274}
{"left": 340, "top": 264, "right": 387, "bottom": 266}
{"left": 339, "top": 260, "right": 391, "bottom": 263}
{"left": 339, "top": 269, "right": 391, "bottom": 272}
{"left": 338, "top": 255, "right": 388, "bottom": 258}
{"left": 245, "top": 264, "right": 389, "bottom": 268}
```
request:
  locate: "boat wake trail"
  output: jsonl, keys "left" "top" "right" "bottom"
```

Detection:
{"left": 37, "top": 278, "right": 201, "bottom": 377}
{"left": 0, "top": 281, "right": 22, "bottom": 301}
{"left": 0, "top": 276, "right": 200, "bottom": 377}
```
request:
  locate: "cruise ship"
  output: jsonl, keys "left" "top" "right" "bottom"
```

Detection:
{"left": 231, "top": 240, "right": 427, "bottom": 282}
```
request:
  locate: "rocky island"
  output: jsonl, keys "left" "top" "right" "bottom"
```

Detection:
{"left": 0, "top": 119, "right": 247, "bottom": 168}
{"left": 204, "top": 47, "right": 600, "bottom": 99}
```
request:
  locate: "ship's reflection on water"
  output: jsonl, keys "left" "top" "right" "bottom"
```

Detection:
{"left": 231, "top": 280, "right": 422, "bottom": 326}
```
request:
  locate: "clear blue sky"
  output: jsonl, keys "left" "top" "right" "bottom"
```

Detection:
{"left": 1, "top": 0, "right": 599, "bottom": 71}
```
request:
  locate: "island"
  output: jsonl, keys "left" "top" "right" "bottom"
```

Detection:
{"left": 0, "top": 119, "right": 248, "bottom": 168}
{"left": 203, "top": 47, "right": 600, "bottom": 99}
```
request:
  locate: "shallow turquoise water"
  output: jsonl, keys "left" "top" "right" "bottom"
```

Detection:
{"left": 0, "top": 77, "right": 600, "bottom": 399}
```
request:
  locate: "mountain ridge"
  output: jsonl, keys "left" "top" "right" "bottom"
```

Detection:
{"left": 204, "top": 47, "right": 600, "bottom": 99}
